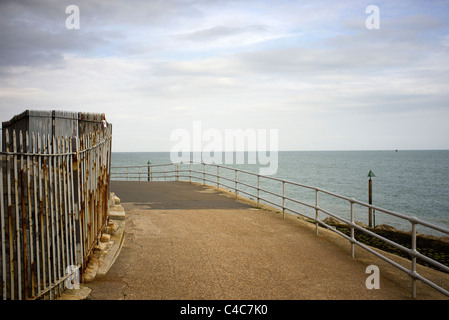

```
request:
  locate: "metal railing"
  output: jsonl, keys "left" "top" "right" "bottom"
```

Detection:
{"left": 111, "top": 161, "right": 449, "bottom": 299}
{"left": 1, "top": 125, "right": 112, "bottom": 300}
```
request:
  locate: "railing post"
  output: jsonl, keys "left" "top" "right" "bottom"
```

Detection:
{"left": 315, "top": 188, "right": 319, "bottom": 235}
{"left": 217, "top": 166, "right": 220, "bottom": 190}
{"left": 411, "top": 219, "right": 417, "bottom": 299}
{"left": 203, "top": 163, "right": 205, "bottom": 185}
{"left": 350, "top": 200, "right": 355, "bottom": 259}
{"left": 257, "top": 175, "right": 260, "bottom": 206}
{"left": 235, "top": 170, "right": 238, "bottom": 198}
{"left": 189, "top": 162, "right": 192, "bottom": 183}
{"left": 282, "top": 181, "right": 285, "bottom": 219}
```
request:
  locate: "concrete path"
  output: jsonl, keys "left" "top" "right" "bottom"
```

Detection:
{"left": 87, "top": 181, "right": 449, "bottom": 300}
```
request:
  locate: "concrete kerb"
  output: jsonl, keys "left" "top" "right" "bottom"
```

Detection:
{"left": 58, "top": 193, "right": 126, "bottom": 300}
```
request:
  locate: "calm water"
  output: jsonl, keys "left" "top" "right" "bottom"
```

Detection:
{"left": 111, "top": 150, "right": 449, "bottom": 236}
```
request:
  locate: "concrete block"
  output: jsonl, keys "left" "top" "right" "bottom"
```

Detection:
{"left": 109, "top": 204, "right": 126, "bottom": 220}
{"left": 101, "top": 233, "right": 111, "bottom": 243}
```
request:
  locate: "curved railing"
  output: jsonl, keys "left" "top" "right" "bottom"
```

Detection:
{"left": 111, "top": 161, "right": 449, "bottom": 299}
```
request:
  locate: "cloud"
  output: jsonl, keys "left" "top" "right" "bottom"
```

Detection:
{"left": 0, "top": 0, "right": 449, "bottom": 151}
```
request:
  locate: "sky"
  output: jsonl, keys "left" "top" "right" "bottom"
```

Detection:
{"left": 0, "top": 0, "right": 448, "bottom": 152}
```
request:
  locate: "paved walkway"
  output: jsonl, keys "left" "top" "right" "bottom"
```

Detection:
{"left": 87, "top": 181, "right": 449, "bottom": 300}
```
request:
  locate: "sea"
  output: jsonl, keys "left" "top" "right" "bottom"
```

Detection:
{"left": 111, "top": 150, "right": 449, "bottom": 237}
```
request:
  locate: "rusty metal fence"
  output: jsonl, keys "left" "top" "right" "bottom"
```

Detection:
{"left": 0, "top": 124, "right": 112, "bottom": 300}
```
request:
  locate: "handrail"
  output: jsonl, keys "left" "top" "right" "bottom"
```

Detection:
{"left": 110, "top": 161, "right": 449, "bottom": 299}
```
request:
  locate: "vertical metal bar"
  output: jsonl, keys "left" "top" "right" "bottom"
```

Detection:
{"left": 203, "top": 164, "right": 205, "bottom": 185}
{"left": 6, "top": 129, "right": 14, "bottom": 300}
{"left": 32, "top": 132, "right": 41, "bottom": 296}
{"left": 72, "top": 136, "right": 83, "bottom": 270}
{"left": 217, "top": 166, "right": 219, "bottom": 190}
{"left": 48, "top": 135, "right": 57, "bottom": 298}
{"left": 61, "top": 137, "right": 69, "bottom": 277}
{"left": 53, "top": 136, "right": 62, "bottom": 296}
{"left": 235, "top": 170, "right": 238, "bottom": 199}
{"left": 282, "top": 181, "right": 285, "bottom": 219}
{"left": 315, "top": 188, "right": 319, "bottom": 235}
{"left": 58, "top": 137, "right": 67, "bottom": 293}
{"left": 43, "top": 134, "right": 52, "bottom": 299}
{"left": 38, "top": 133, "right": 47, "bottom": 297}
{"left": 64, "top": 137, "right": 73, "bottom": 270}
{"left": 80, "top": 135, "right": 87, "bottom": 271}
{"left": 411, "top": 221, "right": 417, "bottom": 299}
{"left": 368, "top": 178, "right": 373, "bottom": 228}
{"left": 257, "top": 175, "right": 260, "bottom": 206}
{"left": 87, "top": 134, "right": 93, "bottom": 252}
{"left": 350, "top": 200, "right": 355, "bottom": 259}
{"left": 0, "top": 132, "right": 6, "bottom": 299}
{"left": 90, "top": 134, "right": 96, "bottom": 260}
{"left": 189, "top": 162, "right": 192, "bottom": 183}
{"left": 13, "top": 130, "right": 22, "bottom": 300}
{"left": 25, "top": 131, "right": 34, "bottom": 298}
{"left": 85, "top": 134, "right": 90, "bottom": 264}
{"left": 94, "top": 133, "right": 100, "bottom": 244}
{"left": 66, "top": 137, "right": 74, "bottom": 269}
{"left": 19, "top": 131, "right": 29, "bottom": 299}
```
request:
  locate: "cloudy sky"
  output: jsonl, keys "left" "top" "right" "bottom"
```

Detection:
{"left": 1, "top": 0, "right": 448, "bottom": 152}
